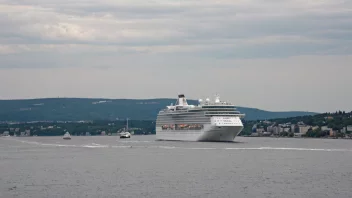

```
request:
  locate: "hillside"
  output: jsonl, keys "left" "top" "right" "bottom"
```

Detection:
{"left": 0, "top": 98, "right": 317, "bottom": 122}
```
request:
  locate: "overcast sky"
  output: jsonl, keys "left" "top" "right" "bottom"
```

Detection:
{"left": 0, "top": 0, "right": 351, "bottom": 112}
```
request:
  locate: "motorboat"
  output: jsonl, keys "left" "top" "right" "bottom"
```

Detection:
{"left": 120, "top": 132, "right": 131, "bottom": 138}
{"left": 63, "top": 132, "right": 71, "bottom": 140}
{"left": 120, "top": 118, "right": 131, "bottom": 138}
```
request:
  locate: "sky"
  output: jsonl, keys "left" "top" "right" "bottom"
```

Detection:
{"left": 0, "top": 0, "right": 351, "bottom": 113}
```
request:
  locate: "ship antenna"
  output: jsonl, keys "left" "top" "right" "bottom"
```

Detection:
{"left": 215, "top": 93, "right": 220, "bottom": 103}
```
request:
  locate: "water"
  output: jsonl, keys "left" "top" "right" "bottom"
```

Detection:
{"left": 1, "top": 136, "right": 352, "bottom": 198}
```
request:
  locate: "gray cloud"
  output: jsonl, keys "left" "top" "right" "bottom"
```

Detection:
{"left": 0, "top": 0, "right": 351, "bottom": 112}
{"left": 1, "top": 0, "right": 351, "bottom": 62}
{"left": 1, "top": 0, "right": 351, "bottom": 50}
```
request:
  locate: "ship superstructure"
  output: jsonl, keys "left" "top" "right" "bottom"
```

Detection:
{"left": 156, "top": 94, "right": 245, "bottom": 142}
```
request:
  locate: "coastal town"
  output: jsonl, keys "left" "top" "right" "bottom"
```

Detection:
{"left": 244, "top": 112, "right": 352, "bottom": 138}
{"left": 248, "top": 121, "right": 352, "bottom": 138}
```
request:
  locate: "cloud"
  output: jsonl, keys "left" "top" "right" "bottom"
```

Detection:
{"left": 0, "top": 0, "right": 352, "bottom": 112}
{"left": 0, "top": 0, "right": 351, "bottom": 57}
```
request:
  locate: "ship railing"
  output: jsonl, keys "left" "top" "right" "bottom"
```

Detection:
{"left": 202, "top": 102, "right": 234, "bottom": 105}
{"left": 205, "top": 113, "right": 245, "bottom": 117}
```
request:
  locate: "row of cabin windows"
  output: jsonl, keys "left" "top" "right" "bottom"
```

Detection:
{"left": 205, "top": 109, "right": 237, "bottom": 112}
{"left": 205, "top": 112, "right": 239, "bottom": 114}
{"left": 202, "top": 106, "right": 235, "bottom": 109}
{"left": 161, "top": 124, "right": 204, "bottom": 130}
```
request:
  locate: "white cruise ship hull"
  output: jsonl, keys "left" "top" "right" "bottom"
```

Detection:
{"left": 156, "top": 125, "right": 243, "bottom": 142}
{"left": 156, "top": 116, "right": 244, "bottom": 142}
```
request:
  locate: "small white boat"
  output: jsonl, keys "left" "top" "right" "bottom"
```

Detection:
{"left": 1, "top": 132, "right": 10, "bottom": 137}
{"left": 63, "top": 132, "right": 71, "bottom": 140}
{"left": 120, "top": 118, "right": 131, "bottom": 138}
{"left": 120, "top": 132, "right": 131, "bottom": 138}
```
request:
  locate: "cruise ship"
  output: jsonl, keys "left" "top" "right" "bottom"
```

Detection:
{"left": 156, "top": 94, "right": 245, "bottom": 142}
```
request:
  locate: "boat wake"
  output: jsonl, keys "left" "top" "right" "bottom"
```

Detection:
{"left": 224, "top": 147, "right": 351, "bottom": 152}
{"left": 3, "top": 138, "right": 352, "bottom": 152}
{"left": 118, "top": 140, "right": 152, "bottom": 143}
{"left": 82, "top": 143, "right": 109, "bottom": 148}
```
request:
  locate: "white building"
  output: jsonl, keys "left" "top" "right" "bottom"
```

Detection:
{"left": 312, "top": 126, "right": 319, "bottom": 131}
{"left": 256, "top": 128, "right": 264, "bottom": 133}
{"left": 299, "top": 126, "right": 311, "bottom": 134}
{"left": 267, "top": 126, "right": 273, "bottom": 132}
{"left": 273, "top": 126, "right": 281, "bottom": 134}
{"left": 342, "top": 127, "right": 347, "bottom": 133}
{"left": 347, "top": 125, "right": 352, "bottom": 132}
{"left": 2, "top": 131, "right": 9, "bottom": 136}
{"left": 25, "top": 129, "right": 31, "bottom": 136}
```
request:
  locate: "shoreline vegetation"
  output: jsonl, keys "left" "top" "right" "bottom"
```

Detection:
{"left": 1, "top": 111, "right": 352, "bottom": 139}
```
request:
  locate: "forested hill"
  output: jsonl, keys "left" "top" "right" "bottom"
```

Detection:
{"left": 0, "top": 98, "right": 317, "bottom": 122}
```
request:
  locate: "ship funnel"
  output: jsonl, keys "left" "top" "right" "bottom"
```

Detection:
{"left": 177, "top": 94, "right": 188, "bottom": 106}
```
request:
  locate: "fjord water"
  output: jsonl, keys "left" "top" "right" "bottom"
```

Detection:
{"left": 1, "top": 136, "right": 352, "bottom": 198}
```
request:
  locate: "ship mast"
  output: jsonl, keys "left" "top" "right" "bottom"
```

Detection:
{"left": 126, "top": 118, "right": 129, "bottom": 132}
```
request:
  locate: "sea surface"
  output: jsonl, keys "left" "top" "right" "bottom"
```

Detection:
{"left": 1, "top": 136, "right": 352, "bottom": 198}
